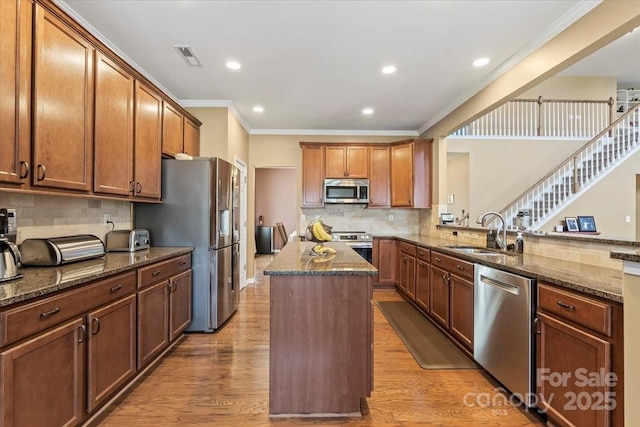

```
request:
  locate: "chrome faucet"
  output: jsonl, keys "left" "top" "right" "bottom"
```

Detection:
{"left": 476, "top": 211, "right": 507, "bottom": 251}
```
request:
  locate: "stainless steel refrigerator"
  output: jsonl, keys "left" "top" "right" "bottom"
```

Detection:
{"left": 135, "top": 157, "right": 240, "bottom": 332}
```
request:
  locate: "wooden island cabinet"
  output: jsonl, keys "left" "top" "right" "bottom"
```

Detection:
{"left": 0, "top": 249, "right": 192, "bottom": 426}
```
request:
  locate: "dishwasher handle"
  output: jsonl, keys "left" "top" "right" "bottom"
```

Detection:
{"left": 479, "top": 274, "right": 520, "bottom": 295}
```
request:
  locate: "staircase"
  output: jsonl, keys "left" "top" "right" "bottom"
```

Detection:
{"left": 490, "top": 103, "right": 640, "bottom": 231}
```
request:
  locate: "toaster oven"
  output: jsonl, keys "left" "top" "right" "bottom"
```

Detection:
{"left": 106, "top": 229, "right": 150, "bottom": 252}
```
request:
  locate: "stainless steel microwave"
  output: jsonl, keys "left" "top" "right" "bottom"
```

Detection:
{"left": 324, "top": 179, "right": 369, "bottom": 204}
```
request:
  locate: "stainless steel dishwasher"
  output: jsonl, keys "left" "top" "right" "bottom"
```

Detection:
{"left": 474, "top": 264, "right": 537, "bottom": 407}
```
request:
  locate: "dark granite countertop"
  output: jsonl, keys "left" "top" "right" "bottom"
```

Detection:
{"left": 375, "top": 234, "right": 623, "bottom": 303}
{"left": 264, "top": 241, "right": 378, "bottom": 276}
{"left": 610, "top": 249, "right": 640, "bottom": 263}
{"left": 0, "top": 247, "right": 193, "bottom": 308}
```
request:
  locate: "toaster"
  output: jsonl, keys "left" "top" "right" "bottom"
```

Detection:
{"left": 106, "top": 229, "right": 150, "bottom": 252}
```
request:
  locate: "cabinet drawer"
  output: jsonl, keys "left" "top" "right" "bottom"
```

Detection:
{"left": 138, "top": 254, "right": 191, "bottom": 289}
{"left": 0, "top": 271, "right": 136, "bottom": 348}
{"left": 398, "top": 242, "right": 416, "bottom": 257}
{"left": 416, "top": 246, "right": 430, "bottom": 263}
{"left": 538, "top": 283, "right": 612, "bottom": 336}
{"left": 430, "top": 252, "right": 474, "bottom": 280}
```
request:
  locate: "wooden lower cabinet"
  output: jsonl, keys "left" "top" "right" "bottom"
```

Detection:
{"left": 449, "top": 275, "right": 474, "bottom": 351}
{"left": 415, "top": 259, "right": 430, "bottom": 313}
{"left": 372, "top": 238, "right": 396, "bottom": 285}
{"left": 137, "top": 280, "right": 170, "bottom": 368}
{"left": 169, "top": 270, "right": 192, "bottom": 341}
{"left": 429, "top": 263, "right": 450, "bottom": 329}
{"left": 0, "top": 317, "right": 86, "bottom": 427}
{"left": 87, "top": 294, "right": 136, "bottom": 412}
{"left": 398, "top": 253, "right": 416, "bottom": 299}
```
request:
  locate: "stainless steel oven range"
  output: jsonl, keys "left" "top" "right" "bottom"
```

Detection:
{"left": 330, "top": 231, "right": 372, "bottom": 263}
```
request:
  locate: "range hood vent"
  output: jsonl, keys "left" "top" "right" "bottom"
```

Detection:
{"left": 173, "top": 45, "right": 202, "bottom": 67}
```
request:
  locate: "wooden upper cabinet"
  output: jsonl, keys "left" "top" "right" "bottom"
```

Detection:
{"left": 134, "top": 82, "right": 162, "bottom": 199}
{"left": 369, "top": 146, "right": 390, "bottom": 208}
{"left": 93, "top": 52, "right": 134, "bottom": 196}
{"left": 183, "top": 117, "right": 200, "bottom": 157}
{"left": 301, "top": 144, "right": 325, "bottom": 207}
{"left": 33, "top": 4, "right": 94, "bottom": 191}
{"left": 162, "top": 102, "right": 184, "bottom": 157}
{"left": 325, "top": 146, "right": 368, "bottom": 178}
{"left": 390, "top": 139, "right": 432, "bottom": 208}
{"left": 0, "top": 0, "right": 32, "bottom": 186}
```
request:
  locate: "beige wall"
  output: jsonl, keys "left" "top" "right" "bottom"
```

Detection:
{"left": 446, "top": 153, "right": 470, "bottom": 222}
{"left": 518, "top": 76, "right": 617, "bottom": 100}
{"left": 186, "top": 107, "right": 228, "bottom": 159}
{"left": 227, "top": 110, "right": 249, "bottom": 165}
{"left": 0, "top": 193, "right": 131, "bottom": 243}
{"left": 255, "top": 168, "right": 297, "bottom": 249}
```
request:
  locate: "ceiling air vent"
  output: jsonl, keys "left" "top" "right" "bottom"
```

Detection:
{"left": 173, "top": 45, "right": 202, "bottom": 67}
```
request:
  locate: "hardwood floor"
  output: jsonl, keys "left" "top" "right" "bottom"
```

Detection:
{"left": 91, "top": 255, "right": 543, "bottom": 426}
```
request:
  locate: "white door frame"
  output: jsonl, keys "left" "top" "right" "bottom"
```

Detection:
{"left": 234, "top": 156, "right": 248, "bottom": 290}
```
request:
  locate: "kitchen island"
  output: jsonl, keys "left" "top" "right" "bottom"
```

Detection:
{"left": 264, "top": 241, "right": 377, "bottom": 417}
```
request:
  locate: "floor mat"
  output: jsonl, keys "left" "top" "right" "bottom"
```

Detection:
{"left": 376, "top": 300, "right": 478, "bottom": 370}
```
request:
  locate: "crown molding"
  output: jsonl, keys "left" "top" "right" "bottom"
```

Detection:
{"left": 249, "top": 129, "right": 419, "bottom": 136}
{"left": 418, "top": 0, "right": 602, "bottom": 136}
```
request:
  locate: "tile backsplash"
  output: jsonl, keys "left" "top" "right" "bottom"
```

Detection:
{"left": 301, "top": 204, "right": 419, "bottom": 235}
{"left": 0, "top": 193, "right": 132, "bottom": 243}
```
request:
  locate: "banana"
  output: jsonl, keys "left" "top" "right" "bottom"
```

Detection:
{"left": 312, "top": 221, "right": 332, "bottom": 241}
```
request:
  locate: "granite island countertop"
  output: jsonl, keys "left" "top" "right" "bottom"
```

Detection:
{"left": 264, "top": 241, "right": 378, "bottom": 276}
{"left": 610, "top": 249, "right": 640, "bottom": 263}
{"left": 376, "top": 234, "right": 623, "bottom": 303}
{"left": 0, "top": 247, "right": 193, "bottom": 308}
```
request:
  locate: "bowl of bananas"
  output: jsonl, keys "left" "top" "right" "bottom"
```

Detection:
{"left": 306, "top": 218, "right": 337, "bottom": 257}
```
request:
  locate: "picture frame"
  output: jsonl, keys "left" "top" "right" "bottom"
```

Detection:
{"left": 577, "top": 216, "right": 597, "bottom": 232}
{"left": 565, "top": 217, "right": 579, "bottom": 232}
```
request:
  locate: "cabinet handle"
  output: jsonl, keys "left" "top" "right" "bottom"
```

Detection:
{"left": 556, "top": 300, "right": 575, "bottom": 311}
{"left": 179, "top": 261, "right": 187, "bottom": 266}
{"left": 40, "top": 307, "right": 60, "bottom": 319}
{"left": 78, "top": 324, "right": 86, "bottom": 343}
{"left": 92, "top": 318, "right": 101, "bottom": 335}
{"left": 110, "top": 284, "right": 124, "bottom": 293}
{"left": 442, "top": 274, "right": 448, "bottom": 285}
{"left": 135, "top": 182, "right": 142, "bottom": 194}
{"left": 36, "top": 164, "right": 46, "bottom": 181}
{"left": 418, "top": 251, "right": 424, "bottom": 256}
{"left": 171, "top": 281, "right": 178, "bottom": 293}
{"left": 456, "top": 265, "right": 464, "bottom": 271}
{"left": 166, "top": 282, "right": 173, "bottom": 295}
{"left": 19, "top": 161, "right": 30, "bottom": 179}
{"left": 129, "top": 181, "right": 135, "bottom": 193}
{"left": 534, "top": 318, "right": 541, "bottom": 335}
{"left": 151, "top": 270, "right": 161, "bottom": 277}
{"left": 434, "top": 257, "right": 441, "bottom": 262}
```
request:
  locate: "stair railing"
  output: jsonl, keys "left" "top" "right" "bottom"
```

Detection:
{"left": 489, "top": 102, "right": 640, "bottom": 230}
{"left": 452, "top": 97, "right": 614, "bottom": 139}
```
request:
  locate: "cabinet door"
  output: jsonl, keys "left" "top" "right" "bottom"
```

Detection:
{"left": 93, "top": 52, "right": 134, "bottom": 196}
{"left": 402, "top": 255, "right": 416, "bottom": 300}
{"left": 0, "top": 318, "right": 85, "bottom": 427}
{"left": 137, "top": 280, "right": 169, "bottom": 368}
{"left": 537, "top": 312, "right": 612, "bottom": 427}
{"left": 346, "top": 146, "right": 368, "bottom": 178}
{"left": 390, "top": 143, "right": 413, "bottom": 207}
{"left": 33, "top": 5, "right": 93, "bottom": 191}
{"left": 415, "top": 259, "right": 430, "bottom": 313}
{"left": 429, "top": 264, "right": 450, "bottom": 329}
{"left": 183, "top": 117, "right": 200, "bottom": 156}
{"left": 301, "top": 145, "right": 325, "bottom": 207}
{"left": 325, "top": 146, "right": 346, "bottom": 178}
{"left": 0, "top": 0, "right": 31, "bottom": 186}
{"left": 162, "top": 101, "right": 184, "bottom": 157}
{"left": 373, "top": 238, "right": 395, "bottom": 285}
{"left": 134, "top": 82, "right": 162, "bottom": 199}
{"left": 169, "top": 270, "right": 192, "bottom": 341}
{"left": 87, "top": 295, "right": 136, "bottom": 412}
{"left": 450, "top": 275, "right": 473, "bottom": 351}
{"left": 369, "top": 146, "right": 390, "bottom": 207}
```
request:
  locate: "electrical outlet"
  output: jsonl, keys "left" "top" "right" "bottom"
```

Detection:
{"left": 626, "top": 215, "right": 631, "bottom": 223}
{"left": 447, "top": 194, "right": 455, "bottom": 204}
{"left": 103, "top": 214, "right": 110, "bottom": 225}
{"left": 389, "top": 214, "right": 394, "bottom": 221}
{"left": 301, "top": 214, "right": 306, "bottom": 221}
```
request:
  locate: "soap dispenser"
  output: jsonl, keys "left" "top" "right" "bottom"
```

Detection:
{"left": 515, "top": 232, "right": 524, "bottom": 254}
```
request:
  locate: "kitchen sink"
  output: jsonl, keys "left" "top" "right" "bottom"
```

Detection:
{"left": 443, "top": 246, "right": 507, "bottom": 257}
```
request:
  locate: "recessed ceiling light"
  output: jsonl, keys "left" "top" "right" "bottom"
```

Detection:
{"left": 473, "top": 57, "right": 490, "bottom": 67}
{"left": 362, "top": 108, "right": 374, "bottom": 115}
{"left": 226, "top": 61, "right": 241, "bottom": 70}
{"left": 253, "top": 106, "right": 264, "bottom": 113}
{"left": 381, "top": 65, "right": 397, "bottom": 74}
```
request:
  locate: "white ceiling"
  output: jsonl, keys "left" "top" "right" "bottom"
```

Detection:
{"left": 57, "top": 0, "right": 635, "bottom": 134}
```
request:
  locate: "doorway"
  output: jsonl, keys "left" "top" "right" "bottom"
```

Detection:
{"left": 254, "top": 168, "right": 297, "bottom": 250}
{"left": 235, "top": 156, "right": 248, "bottom": 290}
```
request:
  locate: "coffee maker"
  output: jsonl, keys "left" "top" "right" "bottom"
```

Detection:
{"left": 0, "top": 208, "right": 22, "bottom": 282}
